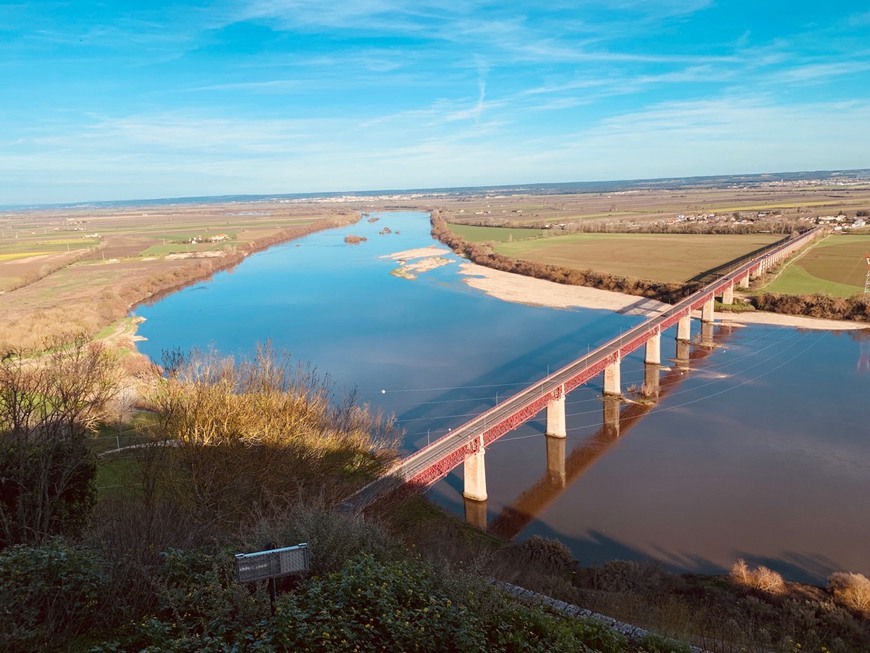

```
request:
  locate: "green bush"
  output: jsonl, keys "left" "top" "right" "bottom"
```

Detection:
{"left": 269, "top": 555, "right": 626, "bottom": 653}
{"left": 0, "top": 538, "right": 107, "bottom": 652}
{"left": 99, "top": 547, "right": 270, "bottom": 652}
{"left": 272, "top": 555, "right": 483, "bottom": 651}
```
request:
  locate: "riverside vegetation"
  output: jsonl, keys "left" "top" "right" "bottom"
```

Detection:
{"left": 2, "top": 338, "right": 870, "bottom": 652}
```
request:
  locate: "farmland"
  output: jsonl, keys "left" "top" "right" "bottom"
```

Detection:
{"left": 762, "top": 234, "right": 870, "bottom": 297}
{"left": 438, "top": 180, "right": 870, "bottom": 231}
{"left": 450, "top": 225, "right": 782, "bottom": 283}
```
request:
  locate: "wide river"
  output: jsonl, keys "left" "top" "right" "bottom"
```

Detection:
{"left": 134, "top": 211, "right": 870, "bottom": 584}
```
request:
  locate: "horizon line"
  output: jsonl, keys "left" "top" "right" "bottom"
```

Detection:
{"left": 4, "top": 167, "right": 870, "bottom": 212}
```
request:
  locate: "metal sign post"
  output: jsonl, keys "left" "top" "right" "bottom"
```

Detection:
{"left": 235, "top": 543, "right": 310, "bottom": 614}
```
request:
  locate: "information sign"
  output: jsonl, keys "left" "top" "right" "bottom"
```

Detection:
{"left": 235, "top": 543, "right": 309, "bottom": 584}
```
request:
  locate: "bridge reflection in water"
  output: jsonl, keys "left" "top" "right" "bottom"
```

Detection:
{"left": 482, "top": 322, "right": 728, "bottom": 536}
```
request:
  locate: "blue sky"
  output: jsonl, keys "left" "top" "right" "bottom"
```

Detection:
{"left": 2, "top": 1, "right": 869, "bottom": 204}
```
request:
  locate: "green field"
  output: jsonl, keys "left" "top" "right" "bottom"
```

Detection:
{"left": 449, "top": 224, "right": 546, "bottom": 242}
{"left": 762, "top": 234, "right": 870, "bottom": 297}
{"left": 472, "top": 230, "right": 781, "bottom": 283}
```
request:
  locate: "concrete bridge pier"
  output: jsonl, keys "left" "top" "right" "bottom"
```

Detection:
{"left": 675, "top": 339, "right": 690, "bottom": 369}
{"left": 700, "top": 321, "right": 715, "bottom": 347}
{"left": 603, "top": 354, "right": 621, "bottom": 396}
{"left": 701, "top": 296, "right": 715, "bottom": 323}
{"left": 545, "top": 434, "right": 567, "bottom": 487}
{"left": 642, "top": 363, "right": 660, "bottom": 399}
{"left": 463, "top": 434, "right": 487, "bottom": 502}
{"left": 463, "top": 496, "right": 487, "bottom": 530}
{"left": 721, "top": 283, "right": 734, "bottom": 305}
{"left": 737, "top": 273, "right": 751, "bottom": 289}
{"left": 546, "top": 387, "right": 566, "bottom": 437}
{"left": 676, "top": 314, "right": 691, "bottom": 341}
{"left": 603, "top": 396, "right": 621, "bottom": 437}
{"left": 644, "top": 330, "right": 661, "bottom": 365}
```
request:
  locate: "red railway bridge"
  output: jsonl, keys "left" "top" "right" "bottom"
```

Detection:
{"left": 344, "top": 227, "right": 823, "bottom": 516}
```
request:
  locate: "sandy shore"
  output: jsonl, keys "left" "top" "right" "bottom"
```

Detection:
{"left": 459, "top": 262, "right": 868, "bottom": 331}
{"left": 459, "top": 262, "right": 670, "bottom": 317}
{"left": 383, "top": 246, "right": 868, "bottom": 331}
{"left": 383, "top": 246, "right": 451, "bottom": 261}
{"left": 715, "top": 311, "right": 867, "bottom": 331}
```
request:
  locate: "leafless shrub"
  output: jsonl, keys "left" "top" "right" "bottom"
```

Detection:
{"left": 828, "top": 572, "right": 870, "bottom": 616}
{"left": 730, "top": 559, "right": 786, "bottom": 595}
{"left": 0, "top": 336, "right": 120, "bottom": 547}
{"left": 143, "top": 344, "right": 400, "bottom": 530}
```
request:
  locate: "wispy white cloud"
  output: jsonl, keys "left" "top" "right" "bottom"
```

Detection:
{"left": 546, "top": 97, "right": 870, "bottom": 177}
{"left": 774, "top": 60, "right": 870, "bottom": 84}
{"left": 188, "top": 79, "right": 306, "bottom": 93}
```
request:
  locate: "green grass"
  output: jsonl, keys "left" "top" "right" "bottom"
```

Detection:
{"left": 760, "top": 234, "right": 870, "bottom": 297}
{"left": 449, "top": 224, "right": 546, "bottom": 242}
{"left": 492, "top": 232, "right": 781, "bottom": 283}
{"left": 94, "top": 456, "right": 140, "bottom": 499}
{"left": 763, "top": 264, "right": 862, "bottom": 297}
{"left": 0, "top": 238, "right": 94, "bottom": 256}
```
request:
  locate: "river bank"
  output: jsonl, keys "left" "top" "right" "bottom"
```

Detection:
{"left": 0, "top": 203, "right": 360, "bottom": 352}
{"left": 386, "top": 246, "right": 869, "bottom": 331}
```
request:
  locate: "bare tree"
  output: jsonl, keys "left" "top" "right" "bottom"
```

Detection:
{"left": 0, "top": 336, "right": 118, "bottom": 547}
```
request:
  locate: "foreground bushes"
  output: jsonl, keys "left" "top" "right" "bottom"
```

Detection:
{"left": 97, "top": 552, "right": 627, "bottom": 653}
{"left": 0, "top": 539, "right": 107, "bottom": 651}
{"left": 4, "top": 514, "right": 870, "bottom": 652}
{"left": 273, "top": 555, "right": 625, "bottom": 653}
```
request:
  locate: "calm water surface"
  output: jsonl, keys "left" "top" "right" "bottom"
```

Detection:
{"left": 135, "top": 212, "right": 870, "bottom": 583}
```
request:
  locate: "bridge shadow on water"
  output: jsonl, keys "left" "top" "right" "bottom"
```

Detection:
{"left": 486, "top": 326, "right": 733, "bottom": 541}
{"left": 394, "top": 311, "right": 638, "bottom": 447}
